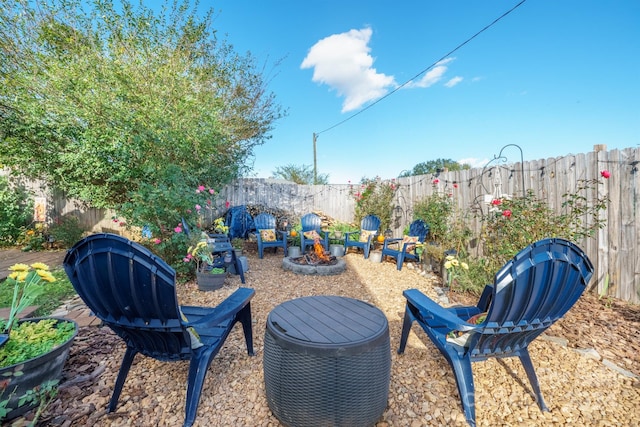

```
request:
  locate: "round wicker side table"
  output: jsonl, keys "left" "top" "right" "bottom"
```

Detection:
{"left": 263, "top": 295, "right": 391, "bottom": 427}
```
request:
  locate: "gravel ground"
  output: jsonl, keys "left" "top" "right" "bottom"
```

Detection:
{"left": 39, "top": 245, "right": 640, "bottom": 427}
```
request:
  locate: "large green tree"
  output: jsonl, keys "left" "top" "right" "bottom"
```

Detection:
{"left": 0, "top": 0, "right": 284, "bottom": 232}
{"left": 399, "top": 159, "right": 470, "bottom": 177}
{"left": 271, "top": 164, "right": 329, "bottom": 185}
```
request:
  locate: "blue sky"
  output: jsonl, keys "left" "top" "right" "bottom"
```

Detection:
{"left": 212, "top": 0, "right": 639, "bottom": 184}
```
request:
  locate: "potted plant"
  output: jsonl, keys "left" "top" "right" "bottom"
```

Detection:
{"left": 185, "top": 242, "right": 226, "bottom": 291}
{"left": 231, "top": 238, "right": 245, "bottom": 257}
{"left": 0, "top": 263, "right": 78, "bottom": 423}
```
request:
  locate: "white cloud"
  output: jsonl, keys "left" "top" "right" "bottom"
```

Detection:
{"left": 301, "top": 28, "right": 396, "bottom": 112}
{"left": 458, "top": 157, "right": 489, "bottom": 168}
{"left": 445, "top": 76, "right": 463, "bottom": 87}
{"left": 406, "top": 58, "right": 455, "bottom": 88}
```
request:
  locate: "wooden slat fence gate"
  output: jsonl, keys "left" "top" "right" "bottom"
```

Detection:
{"left": 3, "top": 146, "right": 639, "bottom": 303}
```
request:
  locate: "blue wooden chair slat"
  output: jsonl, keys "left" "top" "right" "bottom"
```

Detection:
{"left": 397, "top": 238, "right": 593, "bottom": 427}
{"left": 344, "top": 214, "right": 381, "bottom": 259}
{"left": 63, "top": 233, "right": 255, "bottom": 427}
{"left": 253, "top": 213, "right": 288, "bottom": 258}
{"left": 381, "top": 219, "right": 429, "bottom": 270}
{"left": 300, "top": 213, "right": 329, "bottom": 252}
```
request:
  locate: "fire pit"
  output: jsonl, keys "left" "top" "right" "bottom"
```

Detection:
{"left": 282, "top": 240, "right": 346, "bottom": 275}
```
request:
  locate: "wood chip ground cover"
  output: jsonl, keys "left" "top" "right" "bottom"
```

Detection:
{"left": 39, "top": 247, "right": 640, "bottom": 427}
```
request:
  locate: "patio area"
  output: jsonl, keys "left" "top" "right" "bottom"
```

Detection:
{"left": 40, "top": 246, "right": 640, "bottom": 426}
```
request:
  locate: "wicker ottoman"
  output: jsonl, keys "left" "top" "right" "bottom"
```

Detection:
{"left": 263, "top": 296, "right": 390, "bottom": 427}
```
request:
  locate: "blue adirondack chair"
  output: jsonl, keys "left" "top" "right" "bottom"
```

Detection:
{"left": 344, "top": 214, "right": 381, "bottom": 259}
{"left": 63, "top": 233, "right": 256, "bottom": 427}
{"left": 397, "top": 238, "right": 594, "bottom": 427}
{"left": 300, "top": 213, "right": 329, "bottom": 252}
{"left": 381, "top": 219, "right": 429, "bottom": 270}
{"left": 254, "top": 212, "right": 288, "bottom": 258}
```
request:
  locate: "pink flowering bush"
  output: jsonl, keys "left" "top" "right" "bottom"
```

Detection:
{"left": 459, "top": 178, "right": 609, "bottom": 293}
{"left": 114, "top": 181, "right": 220, "bottom": 280}
{"left": 349, "top": 177, "right": 397, "bottom": 231}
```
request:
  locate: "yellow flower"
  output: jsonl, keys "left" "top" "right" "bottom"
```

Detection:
{"left": 444, "top": 260, "right": 453, "bottom": 270}
{"left": 31, "top": 262, "right": 50, "bottom": 271}
{"left": 9, "top": 263, "right": 29, "bottom": 272}
{"left": 36, "top": 270, "right": 56, "bottom": 282}
{"left": 8, "top": 272, "right": 19, "bottom": 280}
{"left": 461, "top": 262, "right": 469, "bottom": 270}
{"left": 16, "top": 272, "right": 28, "bottom": 281}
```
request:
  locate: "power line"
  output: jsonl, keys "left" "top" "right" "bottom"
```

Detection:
{"left": 315, "top": 0, "right": 528, "bottom": 136}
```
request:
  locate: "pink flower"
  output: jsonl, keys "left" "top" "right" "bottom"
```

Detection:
{"left": 197, "top": 185, "right": 206, "bottom": 192}
{"left": 186, "top": 209, "right": 192, "bottom": 214}
{"left": 209, "top": 188, "right": 215, "bottom": 194}
{"left": 174, "top": 226, "right": 183, "bottom": 233}
{"left": 183, "top": 257, "right": 190, "bottom": 263}
{"left": 600, "top": 170, "right": 611, "bottom": 179}
{"left": 491, "top": 199, "right": 502, "bottom": 206}
{"left": 195, "top": 204, "right": 201, "bottom": 211}
{"left": 225, "top": 200, "right": 230, "bottom": 208}
{"left": 503, "top": 209, "right": 512, "bottom": 218}
{"left": 154, "top": 238, "right": 162, "bottom": 245}
{"left": 432, "top": 179, "right": 439, "bottom": 184}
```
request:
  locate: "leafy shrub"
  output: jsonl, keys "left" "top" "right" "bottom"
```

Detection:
{"left": 48, "top": 215, "right": 85, "bottom": 248}
{"left": 413, "top": 192, "right": 472, "bottom": 257}
{"left": 458, "top": 179, "right": 608, "bottom": 293}
{"left": 0, "top": 176, "right": 33, "bottom": 247}
{"left": 350, "top": 177, "right": 397, "bottom": 231}
{"left": 15, "top": 225, "right": 47, "bottom": 251}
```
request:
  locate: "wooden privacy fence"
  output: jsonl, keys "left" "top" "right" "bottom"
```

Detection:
{"left": 6, "top": 146, "right": 639, "bottom": 303}
{"left": 209, "top": 146, "right": 640, "bottom": 304}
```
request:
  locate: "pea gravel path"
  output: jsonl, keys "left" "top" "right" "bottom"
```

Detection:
{"left": 38, "top": 246, "right": 640, "bottom": 427}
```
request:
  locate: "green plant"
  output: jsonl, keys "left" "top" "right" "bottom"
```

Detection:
{"left": 0, "top": 319, "right": 75, "bottom": 368}
{"left": 412, "top": 193, "right": 454, "bottom": 246}
{"left": 212, "top": 217, "right": 229, "bottom": 235}
{"left": 15, "top": 225, "right": 47, "bottom": 252}
{"left": 350, "top": 177, "right": 397, "bottom": 231}
{"left": 47, "top": 215, "right": 85, "bottom": 248}
{"left": 185, "top": 240, "right": 214, "bottom": 273}
{"left": 231, "top": 238, "right": 245, "bottom": 250}
{"left": 208, "top": 267, "right": 225, "bottom": 275}
{"left": 1, "top": 263, "right": 56, "bottom": 336}
{"left": 459, "top": 178, "right": 609, "bottom": 293}
{"left": 0, "top": 270, "right": 76, "bottom": 318}
{"left": 443, "top": 254, "right": 469, "bottom": 290}
{"left": 0, "top": 176, "right": 33, "bottom": 247}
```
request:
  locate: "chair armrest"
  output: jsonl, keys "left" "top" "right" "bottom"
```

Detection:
{"left": 382, "top": 238, "right": 402, "bottom": 250}
{"left": 181, "top": 288, "right": 255, "bottom": 327}
{"left": 403, "top": 289, "right": 479, "bottom": 333}
{"left": 344, "top": 231, "right": 359, "bottom": 243}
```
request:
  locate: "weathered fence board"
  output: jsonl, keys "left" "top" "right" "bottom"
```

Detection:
{"left": 3, "top": 146, "right": 638, "bottom": 303}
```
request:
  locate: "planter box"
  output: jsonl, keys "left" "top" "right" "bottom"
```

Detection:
{"left": 0, "top": 317, "right": 78, "bottom": 421}
{"left": 196, "top": 272, "right": 226, "bottom": 291}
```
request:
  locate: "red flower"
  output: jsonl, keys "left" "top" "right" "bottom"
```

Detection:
{"left": 600, "top": 170, "right": 611, "bottom": 179}
{"left": 225, "top": 200, "right": 230, "bottom": 209}
{"left": 453, "top": 183, "right": 458, "bottom": 189}
{"left": 491, "top": 199, "right": 502, "bottom": 206}
{"left": 502, "top": 209, "right": 512, "bottom": 218}
{"left": 432, "top": 179, "right": 440, "bottom": 185}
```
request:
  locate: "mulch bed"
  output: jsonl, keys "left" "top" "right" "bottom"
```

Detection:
{"left": 30, "top": 247, "right": 640, "bottom": 426}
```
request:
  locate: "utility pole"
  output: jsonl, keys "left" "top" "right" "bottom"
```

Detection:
{"left": 313, "top": 132, "right": 317, "bottom": 184}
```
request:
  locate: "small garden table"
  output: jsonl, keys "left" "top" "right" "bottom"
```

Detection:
{"left": 263, "top": 295, "right": 390, "bottom": 427}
